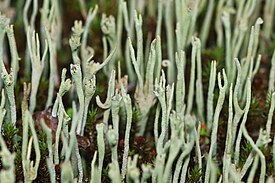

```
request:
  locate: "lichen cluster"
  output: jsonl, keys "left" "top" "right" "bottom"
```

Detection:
{"left": 0, "top": 0, "right": 275, "bottom": 182}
